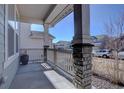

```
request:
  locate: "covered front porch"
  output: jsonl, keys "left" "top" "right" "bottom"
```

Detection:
{"left": 13, "top": 4, "right": 93, "bottom": 89}
{"left": 1, "top": 4, "right": 124, "bottom": 89}
{"left": 0, "top": 4, "right": 93, "bottom": 89}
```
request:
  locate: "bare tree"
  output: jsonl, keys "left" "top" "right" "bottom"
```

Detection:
{"left": 99, "top": 35, "right": 110, "bottom": 49}
{"left": 104, "top": 13, "right": 124, "bottom": 85}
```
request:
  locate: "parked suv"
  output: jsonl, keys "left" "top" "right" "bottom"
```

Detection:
{"left": 118, "top": 49, "right": 124, "bottom": 60}
{"left": 92, "top": 49, "right": 112, "bottom": 58}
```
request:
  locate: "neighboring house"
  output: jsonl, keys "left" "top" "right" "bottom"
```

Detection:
{"left": 112, "top": 35, "right": 124, "bottom": 51}
{"left": 20, "top": 22, "right": 55, "bottom": 49}
{"left": 55, "top": 41, "right": 71, "bottom": 50}
{"left": 119, "top": 36, "right": 124, "bottom": 50}
{"left": 92, "top": 41, "right": 102, "bottom": 50}
{"left": 92, "top": 34, "right": 124, "bottom": 51}
{"left": 91, "top": 36, "right": 101, "bottom": 50}
{"left": 91, "top": 35, "right": 107, "bottom": 50}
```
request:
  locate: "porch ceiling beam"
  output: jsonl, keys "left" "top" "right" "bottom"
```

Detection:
{"left": 20, "top": 16, "right": 43, "bottom": 24}
{"left": 18, "top": 4, "right": 73, "bottom": 27}
{"left": 44, "top": 4, "right": 73, "bottom": 27}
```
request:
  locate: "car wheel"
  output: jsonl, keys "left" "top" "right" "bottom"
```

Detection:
{"left": 102, "top": 55, "right": 107, "bottom": 58}
{"left": 92, "top": 54, "right": 94, "bottom": 57}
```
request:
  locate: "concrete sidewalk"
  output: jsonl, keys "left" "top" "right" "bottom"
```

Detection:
{"left": 44, "top": 70, "right": 76, "bottom": 89}
{"left": 10, "top": 63, "right": 55, "bottom": 89}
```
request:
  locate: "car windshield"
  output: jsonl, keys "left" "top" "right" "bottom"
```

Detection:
{"left": 99, "top": 49, "right": 110, "bottom": 52}
{"left": 119, "top": 49, "right": 124, "bottom": 52}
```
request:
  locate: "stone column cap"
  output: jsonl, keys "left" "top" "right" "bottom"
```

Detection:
{"left": 72, "top": 43, "right": 94, "bottom": 47}
{"left": 44, "top": 45, "right": 49, "bottom": 48}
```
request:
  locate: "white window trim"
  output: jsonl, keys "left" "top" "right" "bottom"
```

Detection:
{"left": 4, "top": 53, "right": 19, "bottom": 69}
{"left": 5, "top": 4, "right": 8, "bottom": 61}
{"left": 15, "top": 5, "right": 20, "bottom": 35}
{"left": 14, "top": 5, "right": 16, "bottom": 55}
{"left": 15, "top": 5, "right": 20, "bottom": 54}
{"left": 4, "top": 4, "right": 20, "bottom": 68}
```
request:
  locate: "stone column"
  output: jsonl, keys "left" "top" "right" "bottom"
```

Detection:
{"left": 72, "top": 4, "right": 93, "bottom": 89}
{"left": 43, "top": 24, "right": 49, "bottom": 62}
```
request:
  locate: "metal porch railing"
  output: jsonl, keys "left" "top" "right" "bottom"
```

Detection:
{"left": 20, "top": 48, "right": 44, "bottom": 63}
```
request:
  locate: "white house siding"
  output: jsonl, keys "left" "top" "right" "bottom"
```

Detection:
{"left": 0, "top": 4, "right": 5, "bottom": 87}
{"left": 20, "top": 22, "right": 54, "bottom": 61}
{"left": 0, "top": 56, "right": 19, "bottom": 88}
{"left": 20, "top": 22, "right": 44, "bottom": 49}
{"left": 0, "top": 5, "right": 20, "bottom": 89}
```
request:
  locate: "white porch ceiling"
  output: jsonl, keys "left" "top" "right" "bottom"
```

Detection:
{"left": 17, "top": 4, "right": 73, "bottom": 27}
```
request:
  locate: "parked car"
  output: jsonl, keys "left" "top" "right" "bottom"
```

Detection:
{"left": 118, "top": 49, "right": 124, "bottom": 60}
{"left": 92, "top": 49, "right": 112, "bottom": 58}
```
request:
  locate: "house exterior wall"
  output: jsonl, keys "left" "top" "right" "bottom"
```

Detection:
{"left": 1, "top": 56, "right": 19, "bottom": 88}
{"left": 20, "top": 22, "right": 53, "bottom": 49}
{"left": 0, "top": 4, "right": 5, "bottom": 87}
{"left": 0, "top": 4, "right": 20, "bottom": 89}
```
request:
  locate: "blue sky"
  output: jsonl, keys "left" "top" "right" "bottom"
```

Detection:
{"left": 31, "top": 24, "right": 44, "bottom": 31}
{"left": 49, "top": 12, "right": 74, "bottom": 43}
{"left": 31, "top": 5, "right": 124, "bottom": 43}
{"left": 90, "top": 4, "right": 124, "bottom": 36}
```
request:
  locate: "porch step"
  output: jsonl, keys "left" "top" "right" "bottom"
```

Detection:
{"left": 41, "top": 63, "right": 52, "bottom": 70}
{"left": 44, "top": 70, "right": 76, "bottom": 89}
{"left": 28, "top": 60, "right": 43, "bottom": 64}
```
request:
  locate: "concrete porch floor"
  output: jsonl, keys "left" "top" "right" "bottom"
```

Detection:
{"left": 10, "top": 63, "right": 55, "bottom": 89}
{"left": 9, "top": 62, "right": 75, "bottom": 89}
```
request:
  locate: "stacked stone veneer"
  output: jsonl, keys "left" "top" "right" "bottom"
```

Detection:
{"left": 73, "top": 44, "right": 92, "bottom": 88}
{"left": 44, "top": 45, "right": 49, "bottom": 63}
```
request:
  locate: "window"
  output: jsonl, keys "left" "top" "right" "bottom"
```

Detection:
{"left": 8, "top": 5, "right": 15, "bottom": 30}
{"left": 15, "top": 10, "right": 20, "bottom": 32}
{"left": 8, "top": 24, "right": 14, "bottom": 57}
{"left": 16, "top": 33, "right": 18, "bottom": 53}
{"left": 15, "top": 8, "right": 20, "bottom": 53}
{"left": 8, "top": 4, "right": 15, "bottom": 57}
{"left": 31, "top": 24, "right": 44, "bottom": 31}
